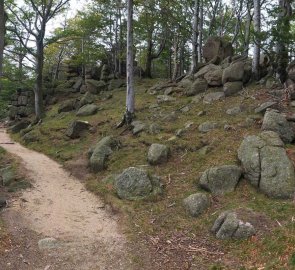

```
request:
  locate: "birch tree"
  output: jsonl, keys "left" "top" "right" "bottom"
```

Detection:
{"left": 6, "top": 0, "right": 70, "bottom": 120}
{"left": 190, "top": 0, "right": 199, "bottom": 74}
{"left": 252, "top": 0, "right": 261, "bottom": 80}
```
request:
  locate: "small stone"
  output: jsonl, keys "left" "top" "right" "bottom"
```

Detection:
{"left": 254, "top": 101, "right": 277, "bottom": 114}
{"left": 198, "top": 121, "right": 219, "bottom": 133}
{"left": 203, "top": 92, "right": 225, "bottom": 104}
{"left": 176, "top": 129, "right": 185, "bottom": 137}
{"left": 38, "top": 238, "right": 59, "bottom": 249}
{"left": 147, "top": 144, "right": 170, "bottom": 165}
{"left": 131, "top": 121, "right": 146, "bottom": 135}
{"left": 226, "top": 106, "right": 242, "bottom": 115}
{"left": 76, "top": 104, "right": 99, "bottom": 116}
{"left": 65, "top": 120, "right": 91, "bottom": 139}
{"left": 184, "top": 121, "right": 194, "bottom": 129}
{"left": 197, "top": 111, "right": 206, "bottom": 116}
{"left": 183, "top": 193, "right": 210, "bottom": 217}
{"left": 157, "top": 95, "right": 176, "bottom": 103}
{"left": 180, "top": 105, "right": 190, "bottom": 113}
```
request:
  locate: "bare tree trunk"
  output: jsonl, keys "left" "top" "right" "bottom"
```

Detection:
{"left": 252, "top": 0, "right": 261, "bottom": 80}
{"left": 243, "top": 2, "right": 252, "bottom": 57}
{"left": 53, "top": 45, "right": 65, "bottom": 82}
{"left": 191, "top": 0, "right": 199, "bottom": 74}
{"left": 145, "top": 32, "right": 153, "bottom": 78}
{"left": 198, "top": 0, "right": 203, "bottom": 63}
{"left": 172, "top": 35, "right": 179, "bottom": 81}
{"left": 0, "top": 0, "right": 6, "bottom": 85}
{"left": 276, "top": 0, "right": 292, "bottom": 83}
{"left": 126, "top": 0, "right": 134, "bottom": 120}
{"left": 35, "top": 39, "right": 45, "bottom": 120}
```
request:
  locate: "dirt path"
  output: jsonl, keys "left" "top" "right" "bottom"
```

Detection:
{"left": 0, "top": 129, "right": 130, "bottom": 270}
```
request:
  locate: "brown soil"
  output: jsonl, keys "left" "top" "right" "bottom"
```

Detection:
{"left": 0, "top": 129, "right": 131, "bottom": 270}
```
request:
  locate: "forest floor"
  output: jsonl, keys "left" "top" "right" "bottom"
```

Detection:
{"left": 0, "top": 129, "right": 131, "bottom": 270}
{"left": 2, "top": 78, "right": 295, "bottom": 269}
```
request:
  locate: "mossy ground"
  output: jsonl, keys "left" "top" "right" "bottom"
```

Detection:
{"left": 11, "top": 79, "right": 295, "bottom": 269}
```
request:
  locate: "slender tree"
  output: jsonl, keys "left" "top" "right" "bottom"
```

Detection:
{"left": 7, "top": 0, "right": 70, "bottom": 120}
{"left": 252, "top": 0, "right": 261, "bottom": 80}
{"left": 191, "top": 0, "right": 200, "bottom": 74}
{"left": 0, "top": 0, "right": 7, "bottom": 84}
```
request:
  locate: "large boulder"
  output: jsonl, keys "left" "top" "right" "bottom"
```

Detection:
{"left": 89, "top": 136, "right": 119, "bottom": 172}
{"left": 261, "top": 109, "right": 294, "bottom": 144}
{"left": 211, "top": 210, "right": 255, "bottom": 240}
{"left": 238, "top": 131, "right": 295, "bottom": 198}
{"left": 199, "top": 165, "right": 242, "bottom": 195}
{"left": 202, "top": 37, "right": 233, "bottom": 64}
{"left": 76, "top": 104, "right": 99, "bottom": 116}
{"left": 86, "top": 79, "right": 107, "bottom": 94}
{"left": 147, "top": 144, "right": 170, "bottom": 165}
{"left": 58, "top": 99, "right": 78, "bottom": 113}
{"left": 108, "top": 79, "right": 125, "bottom": 91}
{"left": 194, "top": 64, "right": 221, "bottom": 79}
{"left": 183, "top": 193, "right": 210, "bottom": 217}
{"left": 222, "top": 61, "right": 244, "bottom": 84}
{"left": 72, "top": 77, "right": 83, "bottom": 93}
{"left": 9, "top": 120, "right": 31, "bottom": 134}
{"left": 204, "top": 69, "right": 223, "bottom": 86}
{"left": 223, "top": 81, "right": 243, "bottom": 96}
{"left": 65, "top": 120, "right": 91, "bottom": 139}
{"left": 79, "top": 92, "right": 95, "bottom": 108}
{"left": 185, "top": 78, "right": 207, "bottom": 96}
{"left": 114, "top": 167, "right": 163, "bottom": 200}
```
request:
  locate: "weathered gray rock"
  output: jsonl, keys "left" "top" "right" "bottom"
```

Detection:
{"left": 58, "top": 99, "right": 78, "bottom": 113}
{"left": 157, "top": 95, "right": 176, "bottom": 103}
{"left": 202, "top": 37, "right": 233, "bottom": 64}
{"left": 261, "top": 109, "right": 294, "bottom": 143}
{"left": 183, "top": 193, "right": 210, "bottom": 217}
{"left": 79, "top": 92, "right": 95, "bottom": 108}
{"left": 86, "top": 79, "right": 107, "bottom": 94}
{"left": 22, "top": 131, "right": 39, "bottom": 143}
{"left": 1, "top": 166, "right": 15, "bottom": 186}
{"left": 203, "top": 92, "right": 225, "bottom": 104}
{"left": 223, "top": 81, "right": 243, "bottom": 96}
{"left": 147, "top": 144, "right": 170, "bottom": 165}
{"left": 204, "top": 68, "right": 223, "bottom": 86}
{"left": 38, "top": 238, "right": 60, "bottom": 249}
{"left": 178, "top": 78, "right": 193, "bottom": 89}
{"left": 186, "top": 78, "right": 207, "bottom": 96}
{"left": 149, "top": 123, "right": 162, "bottom": 134}
{"left": 89, "top": 136, "right": 119, "bottom": 172}
{"left": 238, "top": 131, "right": 295, "bottom": 198}
{"left": 211, "top": 211, "right": 255, "bottom": 240}
{"left": 108, "top": 79, "right": 125, "bottom": 90}
{"left": 9, "top": 120, "right": 31, "bottom": 134}
{"left": 72, "top": 77, "right": 83, "bottom": 92}
{"left": 222, "top": 61, "right": 244, "bottom": 84}
{"left": 65, "top": 120, "right": 91, "bottom": 139}
{"left": 198, "top": 121, "right": 219, "bottom": 133}
{"left": 199, "top": 165, "right": 242, "bottom": 195}
{"left": 194, "top": 64, "right": 221, "bottom": 79}
{"left": 254, "top": 101, "right": 277, "bottom": 114}
{"left": 114, "top": 167, "right": 163, "bottom": 200}
{"left": 226, "top": 106, "right": 242, "bottom": 115}
{"left": 76, "top": 104, "right": 99, "bottom": 116}
{"left": 131, "top": 121, "right": 146, "bottom": 135}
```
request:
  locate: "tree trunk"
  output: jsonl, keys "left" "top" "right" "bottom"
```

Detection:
{"left": 34, "top": 39, "right": 45, "bottom": 120}
{"left": 198, "top": 0, "right": 203, "bottom": 62}
{"left": 172, "top": 35, "right": 179, "bottom": 81}
{"left": 252, "top": 0, "right": 261, "bottom": 80}
{"left": 191, "top": 0, "right": 200, "bottom": 74}
{"left": 276, "top": 0, "right": 292, "bottom": 83}
{"left": 243, "top": 3, "right": 252, "bottom": 57}
{"left": 145, "top": 32, "right": 153, "bottom": 78}
{"left": 0, "top": 0, "right": 6, "bottom": 85}
{"left": 126, "top": 0, "right": 134, "bottom": 118}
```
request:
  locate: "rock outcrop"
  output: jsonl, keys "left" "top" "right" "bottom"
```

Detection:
{"left": 238, "top": 131, "right": 295, "bottom": 199}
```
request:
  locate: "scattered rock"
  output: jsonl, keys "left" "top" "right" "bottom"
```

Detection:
{"left": 180, "top": 105, "right": 190, "bottom": 113}
{"left": 176, "top": 129, "right": 185, "bottom": 137}
{"left": 226, "top": 106, "right": 242, "bottom": 115}
{"left": 199, "top": 165, "right": 242, "bottom": 195}
{"left": 72, "top": 77, "right": 83, "bottom": 92}
{"left": 9, "top": 120, "right": 31, "bottom": 134}
{"left": 131, "top": 121, "right": 146, "bottom": 135}
{"left": 86, "top": 79, "right": 107, "bottom": 94}
{"left": 149, "top": 123, "right": 162, "bottom": 134}
{"left": 1, "top": 166, "right": 15, "bottom": 186}
{"left": 89, "top": 136, "right": 119, "bottom": 172}
{"left": 38, "top": 238, "right": 60, "bottom": 249}
{"left": 183, "top": 193, "right": 210, "bottom": 217}
{"left": 198, "top": 145, "right": 212, "bottom": 155}
{"left": 65, "top": 120, "right": 91, "bottom": 139}
{"left": 147, "top": 144, "right": 170, "bottom": 165}
{"left": 114, "top": 167, "right": 163, "bottom": 200}
{"left": 58, "top": 99, "right": 78, "bottom": 113}
{"left": 186, "top": 78, "right": 208, "bottom": 96}
{"left": 198, "top": 121, "right": 219, "bottom": 133}
{"left": 108, "top": 79, "right": 125, "bottom": 90}
{"left": 157, "top": 95, "right": 176, "bottom": 103}
{"left": 261, "top": 109, "right": 294, "bottom": 143}
{"left": 238, "top": 131, "right": 295, "bottom": 198}
{"left": 197, "top": 111, "right": 206, "bottom": 116}
{"left": 204, "top": 69, "right": 223, "bottom": 86}
{"left": 254, "top": 101, "right": 277, "bottom": 114}
{"left": 211, "top": 211, "right": 255, "bottom": 240}
{"left": 223, "top": 81, "right": 243, "bottom": 96}
{"left": 203, "top": 92, "right": 225, "bottom": 104}
{"left": 191, "top": 94, "right": 203, "bottom": 103}
{"left": 184, "top": 121, "right": 194, "bottom": 129}
{"left": 79, "top": 92, "right": 95, "bottom": 108}
{"left": 22, "top": 131, "right": 39, "bottom": 143}
{"left": 178, "top": 78, "right": 193, "bottom": 89}
{"left": 76, "top": 104, "right": 99, "bottom": 116}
